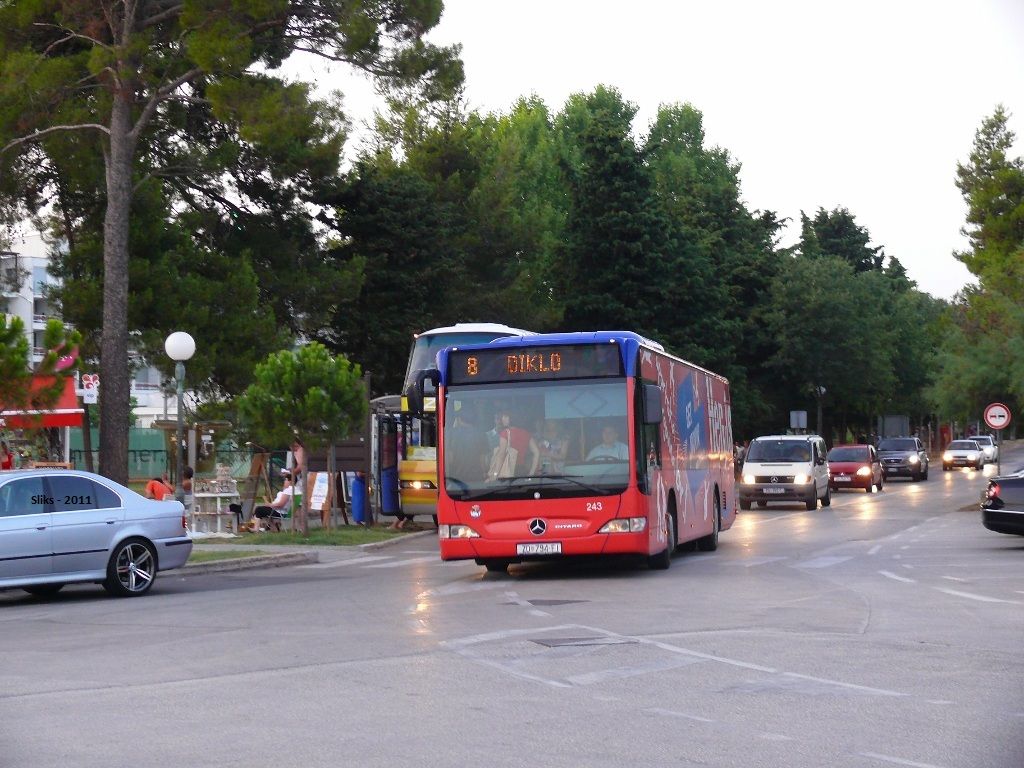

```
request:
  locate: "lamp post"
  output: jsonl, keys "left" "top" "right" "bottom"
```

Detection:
{"left": 164, "top": 332, "right": 196, "bottom": 504}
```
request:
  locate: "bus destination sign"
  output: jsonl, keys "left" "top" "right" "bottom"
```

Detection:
{"left": 448, "top": 344, "right": 623, "bottom": 385}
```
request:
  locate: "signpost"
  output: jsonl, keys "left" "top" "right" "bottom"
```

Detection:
{"left": 78, "top": 373, "right": 99, "bottom": 405}
{"left": 983, "top": 402, "right": 1012, "bottom": 475}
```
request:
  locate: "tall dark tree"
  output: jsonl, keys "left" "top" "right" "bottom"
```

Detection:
{"left": 798, "top": 207, "right": 885, "bottom": 272}
{"left": 556, "top": 87, "right": 670, "bottom": 338}
{"left": 320, "top": 160, "right": 453, "bottom": 396}
{"left": 0, "top": 0, "right": 461, "bottom": 483}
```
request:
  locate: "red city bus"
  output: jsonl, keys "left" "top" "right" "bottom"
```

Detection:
{"left": 407, "top": 331, "right": 735, "bottom": 574}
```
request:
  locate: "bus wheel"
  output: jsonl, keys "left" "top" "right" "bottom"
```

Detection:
{"left": 696, "top": 493, "right": 720, "bottom": 552}
{"left": 648, "top": 511, "right": 675, "bottom": 570}
{"left": 482, "top": 560, "right": 509, "bottom": 574}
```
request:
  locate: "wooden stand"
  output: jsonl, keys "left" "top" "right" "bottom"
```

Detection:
{"left": 307, "top": 471, "right": 346, "bottom": 528}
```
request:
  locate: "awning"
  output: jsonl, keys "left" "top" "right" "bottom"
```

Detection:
{"left": 0, "top": 376, "right": 83, "bottom": 429}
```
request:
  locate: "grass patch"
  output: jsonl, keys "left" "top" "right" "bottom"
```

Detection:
{"left": 188, "top": 549, "right": 270, "bottom": 563}
{"left": 194, "top": 525, "right": 421, "bottom": 547}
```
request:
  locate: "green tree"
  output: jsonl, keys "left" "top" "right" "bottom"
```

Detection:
{"left": 796, "top": 207, "right": 886, "bottom": 273}
{"left": 954, "top": 105, "right": 1024, "bottom": 293}
{"left": 237, "top": 343, "right": 367, "bottom": 534}
{"left": 0, "top": 0, "right": 461, "bottom": 484}
{"left": 319, "top": 159, "right": 452, "bottom": 396}
{"left": 767, "top": 256, "right": 896, "bottom": 437}
{"left": 555, "top": 86, "right": 671, "bottom": 338}
{"left": 931, "top": 107, "right": 1024, "bottom": 423}
{"left": 644, "top": 102, "right": 784, "bottom": 435}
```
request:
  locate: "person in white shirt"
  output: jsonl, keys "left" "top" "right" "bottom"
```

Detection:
{"left": 249, "top": 473, "right": 295, "bottom": 532}
{"left": 587, "top": 426, "right": 629, "bottom": 461}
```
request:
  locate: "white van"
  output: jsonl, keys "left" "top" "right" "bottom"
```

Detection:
{"left": 738, "top": 434, "right": 831, "bottom": 511}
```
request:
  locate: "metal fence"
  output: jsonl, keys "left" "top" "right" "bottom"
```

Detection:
{"left": 70, "top": 449, "right": 170, "bottom": 480}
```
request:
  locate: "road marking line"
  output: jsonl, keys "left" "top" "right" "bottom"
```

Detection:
{"left": 934, "top": 588, "right": 1019, "bottom": 604}
{"left": 784, "top": 673, "right": 906, "bottom": 697}
{"left": 926, "top": 700, "right": 954, "bottom": 705}
{"left": 365, "top": 555, "right": 439, "bottom": 568}
{"left": 724, "top": 556, "right": 789, "bottom": 567}
{"left": 417, "top": 581, "right": 506, "bottom": 599}
{"left": 867, "top": 545, "right": 882, "bottom": 555}
{"left": 900, "top": 564, "right": 914, "bottom": 570}
{"left": 858, "top": 751, "right": 948, "bottom": 768}
{"left": 906, "top": 525, "right": 919, "bottom": 531}
{"left": 759, "top": 733, "right": 794, "bottom": 741}
{"left": 879, "top": 570, "right": 916, "bottom": 583}
{"left": 575, "top": 624, "right": 779, "bottom": 673}
{"left": 441, "top": 625, "right": 578, "bottom": 648}
{"left": 943, "top": 576, "right": 967, "bottom": 583}
{"left": 297, "top": 555, "right": 393, "bottom": 569}
{"left": 795, "top": 555, "right": 853, "bottom": 569}
{"left": 646, "top": 707, "right": 714, "bottom": 723}
{"left": 504, "top": 591, "right": 551, "bottom": 617}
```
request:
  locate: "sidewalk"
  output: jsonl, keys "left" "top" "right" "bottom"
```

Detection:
{"left": 182, "top": 528, "right": 437, "bottom": 575}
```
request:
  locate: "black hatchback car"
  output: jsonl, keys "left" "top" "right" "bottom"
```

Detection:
{"left": 982, "top": 474, "right": 1024, "bottom": 537}
{"left": 876, "top": 437, "right": 930, "bottom": 481}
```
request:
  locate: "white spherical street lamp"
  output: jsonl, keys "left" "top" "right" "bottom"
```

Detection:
{"left": 165, "top": 332, "right": 195, "bottom": 503}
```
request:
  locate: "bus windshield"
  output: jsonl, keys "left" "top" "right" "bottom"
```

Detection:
{"left": 405, "top": 332, "right": 518, "bottom": 394}
{"left": 443, "top": 379, "right": 629, "bottom": 500}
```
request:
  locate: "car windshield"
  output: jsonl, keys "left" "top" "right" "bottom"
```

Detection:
{"left": 443, "top": 379, "right": 629, "bottom": 500}
{"left": 972, "top": 436, "right": 993, "bottom": 445}
{"left": 877, "top": 439, "right": 917, "bottom": 451}
{"left": 745, "top": 440, "right": 811, "bottom": 463}
{"left": 948, "top": 441, "right": 979, "bottom": 450}
{"left": 828, "top": 447, "right": 868, "bottom": 462}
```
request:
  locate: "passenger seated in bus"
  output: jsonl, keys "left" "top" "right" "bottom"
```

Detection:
{"left": 586, "top": 426, "right": 629, "bottom": 461}
{"left": 489, "top": 411, "right": 540, "bottom": 478}
{"left": 536, "top": 420, "right": 569, "bottom": 474}
{"left": 446, "top": 409, "right": 490, "bottom": 483}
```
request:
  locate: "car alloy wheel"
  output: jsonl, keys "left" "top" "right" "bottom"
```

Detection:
{"left": 104, "top": 539, "right": 157, "bottom": 596}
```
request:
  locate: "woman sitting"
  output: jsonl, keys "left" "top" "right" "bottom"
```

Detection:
{"left": 248, "top": 473, "right": 294, "bottom": 532}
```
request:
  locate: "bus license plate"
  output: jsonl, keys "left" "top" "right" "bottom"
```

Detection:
{"left": 517, "top": 542, "right": 562, "bottom": 555}
{"left": 763, "top": 487, "right": 786, "bottom": 494}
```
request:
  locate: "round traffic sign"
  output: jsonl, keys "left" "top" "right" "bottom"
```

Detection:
{"left": 983, "top": 402, "right": 1012, "bottom": 431}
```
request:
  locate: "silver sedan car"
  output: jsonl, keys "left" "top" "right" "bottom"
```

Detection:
{"left": 0, "top": 470, "right": 192, "bottom": 597}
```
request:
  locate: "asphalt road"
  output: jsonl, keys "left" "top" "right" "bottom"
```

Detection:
{"left": 2, "top": 451, "right": 1022, "bottom": 768}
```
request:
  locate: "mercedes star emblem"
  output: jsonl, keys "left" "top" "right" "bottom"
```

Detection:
{"left": 529, "top": 518, "right": 547, "bottom": 536}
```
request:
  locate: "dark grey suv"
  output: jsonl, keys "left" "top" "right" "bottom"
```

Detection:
{"left": 877, "top": 437, "right": 929, "bottom": 481}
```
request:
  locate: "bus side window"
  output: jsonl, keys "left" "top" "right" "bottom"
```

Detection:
{"left": 636, "top": 380, "right": 661, "bottom": 493}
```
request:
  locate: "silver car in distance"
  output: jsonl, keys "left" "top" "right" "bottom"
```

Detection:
{"left": 0, "top": 470, "right": 192, "bottom": 597}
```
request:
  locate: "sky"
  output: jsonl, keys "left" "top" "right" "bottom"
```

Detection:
{"left": 310, "top": 0, "right": 1024, "bottom": 300}
{"left": 10, "top": 0, "right": 1022, "bottom": 300}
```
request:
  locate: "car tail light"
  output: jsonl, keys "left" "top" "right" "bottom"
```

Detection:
{"left": 986, "top": 483, "right": 1000, "bottom": 500}
{"left": 181, "top": 514, "right": 188, "bottom": 530}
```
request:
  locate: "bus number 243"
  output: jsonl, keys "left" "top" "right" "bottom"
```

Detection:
{"left": 586, "top": 501, "right": 603, "bottom": 512}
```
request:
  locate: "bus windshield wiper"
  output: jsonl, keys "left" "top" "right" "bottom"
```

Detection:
{"left": 454, "top": 474, "right": 616, "bottom": 500}
{"left": 510, "top": 474, "right": 614, "bottom": 496}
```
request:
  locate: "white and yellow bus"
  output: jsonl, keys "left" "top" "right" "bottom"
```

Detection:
{"left": 398, "top": 324, "right": 534, "bottom": 522}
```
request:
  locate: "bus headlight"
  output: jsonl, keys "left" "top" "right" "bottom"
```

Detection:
{"left": 438, "top": 524, "right": 479, "bottom": 539}
{"left": 599, "top": 517, "right": 647, "bottom": 533}
{"left": 742, "top": 474, "right": 755, "bottom": 484}
{"left": 793, "top": 473, "right": 812, "bottom": 484}
{"left": 401, "top": 480, "right": 437, "bottom": 490}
